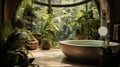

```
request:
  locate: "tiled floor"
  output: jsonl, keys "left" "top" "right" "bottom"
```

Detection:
{"left": 29, "top": 49, "right": 99, "bottom": 67}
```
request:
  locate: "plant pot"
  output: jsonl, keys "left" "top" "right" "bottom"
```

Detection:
{"left": 78, "top": 34, "right": 85, "bottom": 39}
{"left": 32, "top": 34, "right": 41, "bottom": 45}
{"left": 41, "top": 42, "right": 51, "bottom": 50}
{"left": 29, "top": 40, "right": 39, "bottom": 50}
{"left": 100, "top": 54, "right": 119, "bottom": 67}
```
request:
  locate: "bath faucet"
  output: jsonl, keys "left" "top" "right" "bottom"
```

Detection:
{"left": 98, "top": 25, "right": 110, "bottom": 46}
{"left": 98, "top": 26, "right": 113, "bottom": 55}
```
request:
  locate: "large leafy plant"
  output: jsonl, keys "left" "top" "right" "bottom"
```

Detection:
{"left": 68, "top": 10, "right": 100, "bottom": 40}
{"left": 0, "top": 28, "right": 30, "bottom": 67}
{"left": 0, "top": 18, "right": 35, "bottom": 66}
{"left": 40, "top": 14, "right": 59, "bottom": 48}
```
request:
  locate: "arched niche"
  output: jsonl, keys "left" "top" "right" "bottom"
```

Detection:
{"left": 4, "top": 0, "right": 22, "bottom": 21}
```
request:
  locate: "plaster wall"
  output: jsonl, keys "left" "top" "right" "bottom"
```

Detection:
{"left": 108, "top": 0, "right": 120, "bottom": 24}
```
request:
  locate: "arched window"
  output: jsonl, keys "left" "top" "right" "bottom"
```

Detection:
{"left": 32, "top": 0, "right": 100, "bottom": 40}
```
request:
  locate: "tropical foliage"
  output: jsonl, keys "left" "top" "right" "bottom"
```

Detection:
{"left": 40, "top": 14, "right": 59, "bottom": 48}
{"left": 15, "top": 0, "right": 100, "bottom": 48}
{"left": 32, "top": 1, "right": 100, "bottom": 40}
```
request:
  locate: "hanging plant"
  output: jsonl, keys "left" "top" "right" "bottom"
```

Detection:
{"left": 23, "top": 5, "right": 35, "bottom": 17}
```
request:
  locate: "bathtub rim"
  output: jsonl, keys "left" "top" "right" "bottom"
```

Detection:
{"left": 59, "top": 40, "right": 120, "bottom": 47}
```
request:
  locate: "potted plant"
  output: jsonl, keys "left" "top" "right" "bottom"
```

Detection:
{"left": 15, "top": 18, "right": 39, "bottom": 50}
{"left": 68, "top": 10, "right": 100, "bottom": 40}
{"left": 4, "top": 28, "right": 39, "bottom": 67}
{"left": 77, "top": 10, "right": 100, "bottom": 39}
{"left": 24, "top": 30, "right": 39, "bottom": 50}
{"left": 40, "top": 14, "right": 59, "bottom": 50}
{"left": 32, "top": 32, "right": 41, "bottom": 46}
{"left": 0, "top": 18, "right": 40, "bottom": 66}
{"left": 5, "top": 30, "right": 30, "bottom": 67}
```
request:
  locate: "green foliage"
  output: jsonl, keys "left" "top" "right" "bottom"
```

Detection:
{"left": 99, "top": 41, "right": 112, "bottom": 56}
{"left": 0, "top": 20, "right": 14, "bottom": 41}
{"left": 0, "top": 27, "right": 33, "bottom": 66}
{"left": 40, "top": 14, "right": 59, "bottom": 47}
{"left": 15, "top": 0, "right": 33, "bottom": 19}
{"left": 68, "top": 10, "right": 100, "bottom": 40}
{"left": 31, "top": 6, "right": 48, "bottom": 34}
{"left": 6, "top": 29, "right": 29, "bottom": 49}
{"left": 0, "top": 0, "right": 34, "bottom": 66}
{"left": 14, "top": 0, "right": 100, "bottom": 45}
{"left": 23, "top": 5, "right": 35, "bottom": 17}
{"left": 50, "top": 1, "right": 99, "bottom": 40}
{"left": 2, "top": 17, "right": 38, "bottom": 65}
{"left": 78, "top": 11, "right": 100, "bottom": 39}
{"left": 6, "top": 49, "right": 29, "bottom": 67}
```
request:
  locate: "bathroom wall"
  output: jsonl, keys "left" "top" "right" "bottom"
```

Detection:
{"left": 100, "top": 0, "right": 120, "bottom": 42}
{"left": 0, "top": 0, "right": 5, "bottom": 27}
{"left": 0, "top": 0, "right": 2, "bottom": 25}
{"left": 108, "top": 0, "right": 120, "bottom": 42}
{"left": 108, "top": 0, "right": 120, "bottom": 24}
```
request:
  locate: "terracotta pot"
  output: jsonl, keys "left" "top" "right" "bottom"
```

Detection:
{"left": 29, "top": 40, "right": 39, "bottom": 50}
{"left": 42, "top": 42, "right": 50, "bottom": 50}
{"left": 32, "top": 34, "right": 41, "bottom": 45}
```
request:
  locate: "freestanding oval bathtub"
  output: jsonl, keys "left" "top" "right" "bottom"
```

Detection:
{"left": 59, "top": 40, "right": 120, "bottom": 62}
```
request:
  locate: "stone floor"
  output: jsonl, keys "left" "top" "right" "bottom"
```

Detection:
{"left": 29, "top": 49, "right": 100, "bottom": 67}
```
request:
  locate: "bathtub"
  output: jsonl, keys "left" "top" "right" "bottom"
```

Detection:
{"left": 59, "top": 40, "right": 120, "bottom": 62}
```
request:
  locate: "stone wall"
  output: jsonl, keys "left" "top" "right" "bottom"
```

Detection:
{"left": 4, "top": 0, "right": 21, "bottom": 20}
{"left": 100, "top": 0, "right": 120, "bottom": 42}
{"left": 108, "top": 0, "right": 120, "bottom": 42}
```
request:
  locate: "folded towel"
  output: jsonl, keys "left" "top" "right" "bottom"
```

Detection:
{"left": 113, "top": 24, "right": 119, "bottom": 41}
